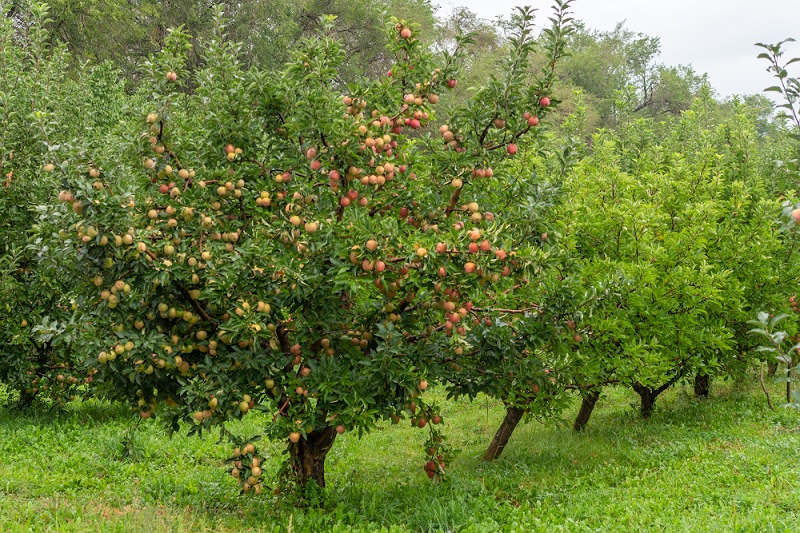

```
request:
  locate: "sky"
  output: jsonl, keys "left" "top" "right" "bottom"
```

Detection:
{"left": 437, "top": 0, "right": 800, "bottom": 100}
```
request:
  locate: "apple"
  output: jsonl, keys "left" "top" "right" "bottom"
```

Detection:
{"left": 792, "top": 209, "right": 800, "bottom": 224}
{"left": 539, "top": 96, "right": 551, "bottom": 107}
{"left": 507, "top": 143, "right": 518, "bottom": 155}
{"left": 166, "top": 71, "right": 178, "bottom": 82}
{"left": 400, "top": 27, "right": 412, "bottom": 39}
{"left": 447, "top": 79, "right": 457, "bottom": 89}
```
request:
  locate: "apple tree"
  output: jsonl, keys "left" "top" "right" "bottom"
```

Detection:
{"left": 0, "top": 1, "right": 125, "bottom": 406}
{"left": 53, "top": 3, "right": 575, "bottom": 494}
{"left": 558, "top": 96, "right": 792, "bottom": 424}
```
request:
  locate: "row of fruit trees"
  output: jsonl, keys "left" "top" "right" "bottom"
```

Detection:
{"left": 1, "top": 0, "right": 799, "bottom": 500}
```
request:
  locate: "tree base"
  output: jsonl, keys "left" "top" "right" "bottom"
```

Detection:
{"left": 632, "top": 384, "right": 657, "bottom": 419}
{"left": 481, "top": 406, "right": 526, "bottom": 461}
{"left": 693, "top": 373, "right": 710, "bottom": 398}
{"left": 288, "top": 426, "right": 338, "bottom": 490}
{"left": 573, "top": 390, "right": 600, "bottom": 431}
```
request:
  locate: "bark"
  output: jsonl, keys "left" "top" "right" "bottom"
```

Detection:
{"left": 288, "top": 426, "right": 338, "bottom": 488}
{"left": 632, "top": 383, "right": 658, "bottom": 419}
{"left": 693, "top": 372, "right": 711, "bottom": 398}
{"left": 573, "top": 390, "right": 600, "bottom": 431}
{"left": 633, "top": 373, "right": 683, "bottom": 419}
{"left": 481, "top": 406, "right": 525, "bottom": 461}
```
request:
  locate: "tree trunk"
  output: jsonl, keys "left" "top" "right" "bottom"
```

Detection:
{"left": 481, "top": 406, "right": 525, "bottom": 461}
{"left": 17, "top": 389, "right": 36, "bottom": 409}
{"left": 288, "top": 426, "right": 338, "bottom": 488}
{"left": 632, "top": 384, "right": 657, "bottom": 419}
{"left": 573, "top": 390, "right": 600, "bottom": 431}
{"left": 693, "top": 372, "right": 711, "bottom": 398}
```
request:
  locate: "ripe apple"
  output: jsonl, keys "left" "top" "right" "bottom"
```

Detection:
{"left": 792, "top": 208, "right": 800, "bottom": 224}
{"left": 166, "top": 71, "right": 178, "bottom": 82}
{"left": 447, "top": 79, "right": 457, "bottom": 89}
{"left": 507, "top": 143, "right": 518, "bottom": 155}
{"left": 539, "top": 96, "right": 551, "bottom": 107}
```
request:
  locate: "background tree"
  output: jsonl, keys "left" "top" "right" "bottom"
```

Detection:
{"left": 557, "top": 94, "right": 792, "bottom": 423}
{"left": 0, "top": 1, "right": 127, "bottom": 406}
{"left": 3, "top": 0, "right": 435, "bottom": 84}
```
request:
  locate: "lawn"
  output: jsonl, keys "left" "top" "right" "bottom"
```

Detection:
{"left": 1, "top": 380, "right": 798, "bottom": 532}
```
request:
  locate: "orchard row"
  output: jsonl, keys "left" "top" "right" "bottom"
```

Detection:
{"left": 2, "top": 1, "right": 799, "bottom": 500}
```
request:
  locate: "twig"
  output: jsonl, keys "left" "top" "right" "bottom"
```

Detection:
{"left": 760, "top": 362, "right": 775, "bottom": 411}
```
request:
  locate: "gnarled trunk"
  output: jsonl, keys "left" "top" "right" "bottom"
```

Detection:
{"left": 693, "top": 372, "right": 710, "bottom": 398}
{"left": 288, "top": 426, "right": 338, "bottom": 488}
{"left": 573, "top": 390, "right": 600, "bottom": 431}
{"left": 481, "top": 406, "right": 525, "bottom": 461}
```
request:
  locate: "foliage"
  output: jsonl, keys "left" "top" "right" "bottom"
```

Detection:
{"left": 557, "top": 21, "right": 709, "bottom": 129}
{"left": 0, "top": 0, "right": 128, "bottom": 406}
{"left": 557, "top": 93, "right": 794, "bottom": 417}
{"left": 748, "top": 312, "right": 800, "bottom": 407}
{"left": 751, "top": 38, "right": 800, "bottom": 409}
{"left": 3, "top": 0, "right": 435, "bottom": 85}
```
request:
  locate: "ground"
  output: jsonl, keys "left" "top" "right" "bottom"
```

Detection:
{"left": 1, "top": 380, "right": 798, "bottom": 532}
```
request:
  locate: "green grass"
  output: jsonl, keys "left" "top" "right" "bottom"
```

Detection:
{"left": 1, "top": 381, "right": 799, "bottom": 532}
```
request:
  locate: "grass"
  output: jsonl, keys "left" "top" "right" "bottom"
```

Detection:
{"left": 1, "top": 380, "right": 799, "bottom": 532}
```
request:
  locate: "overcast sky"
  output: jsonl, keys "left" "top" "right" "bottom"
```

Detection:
{"left": 438, "top": 0, "right": 800, "bottom": 100}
